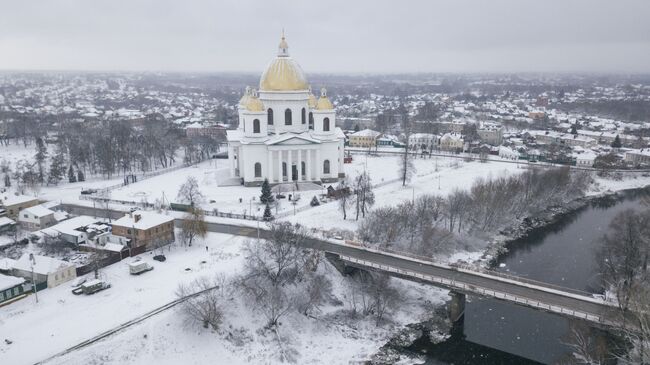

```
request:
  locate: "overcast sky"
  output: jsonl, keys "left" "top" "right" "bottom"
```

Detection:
{"left": 1, "top": 0, "right": 649, "bottom": 74}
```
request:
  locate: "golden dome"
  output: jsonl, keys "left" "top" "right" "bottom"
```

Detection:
{"left": 308, "top": 92, "right": 317, "bottom": 108}
{"left": 316, "top": 87, "right": 333, "bottom": 110}
{"left": 242, "top": 88, "right": 264, "bottom": 112}
{"left": 245, "top": 96, "right": 264, "bottom": 112}
{"left": 238, "top": 86, "right": 251, "bottom": 106}
{"left": 259, "top": 33, "right": 309, "bottom": 91}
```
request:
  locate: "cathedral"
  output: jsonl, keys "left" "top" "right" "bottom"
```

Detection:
{"left": 226, "top": 34, "right": 346, "bottom": 186}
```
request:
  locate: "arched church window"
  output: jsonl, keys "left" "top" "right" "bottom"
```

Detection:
{"left": 309, "top": 112, "right": 314, "bottom": 130}
{"left": 253, "top": 119, "right": 260, "bottom": 133}
{"left": 267, "top": 108, "right": 274, "bottom": 125}
{"left": 301, "top": 108, "right": 306, "bottom": 124}
{"left": 285, "top": 108, "right": 292, "bottom": 125}
{"left": 254, "top": 163, "right": 262, "bottom": 178}
{"left": 323, "top": 160, "right": 330, "bottom": 174}
{"left": 323, "top": 117, "right": 330, "bottom": 132}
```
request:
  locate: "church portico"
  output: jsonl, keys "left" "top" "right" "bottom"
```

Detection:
{"left": 227, "top": 33, "right": 345, "bottom": 187}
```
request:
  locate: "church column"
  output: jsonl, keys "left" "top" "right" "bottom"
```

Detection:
{"left": 228, "top": 145, "right": 235, "bottom": 177}
{"left": 287, "top": 149, "right": 293, "bottom": 181}
{"left": 277, "top": 150, "right": 283, "bottom": 182}
{"left": 306, "top": 149, "right": 312, "bottom": 181}
{"left": 297, "top": 149, "right": 303, "bottom": 181}
{"left": 316, "top": 148, "right": 321, "bottom": 180}
{"left": 267, "top": 150, "right": 273, "bottom": 182}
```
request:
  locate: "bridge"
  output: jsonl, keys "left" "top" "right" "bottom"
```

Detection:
{"left": 223, "top": 223, "right": 625, "bottom": 328}
{"left": 60, "top": 203, "right": 627, "bottom": 329}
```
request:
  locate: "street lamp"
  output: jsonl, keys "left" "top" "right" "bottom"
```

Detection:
{"left": 29, "top": 253, "right": 38, "bottom": 303}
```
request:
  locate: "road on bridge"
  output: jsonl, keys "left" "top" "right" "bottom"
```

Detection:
{"left": 59, "top": 204, "right": 624, "bottom": 328}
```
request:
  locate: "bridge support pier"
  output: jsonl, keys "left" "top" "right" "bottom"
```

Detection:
{"left": 448, "top": 292, "right": 466, "bottom": 323}
{"left": 325, "top": 253, "right": 354, "bottom": 276}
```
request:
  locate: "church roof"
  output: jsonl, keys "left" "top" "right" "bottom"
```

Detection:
{"left": 259, "top": 34, "right": 309, "bottom": 92}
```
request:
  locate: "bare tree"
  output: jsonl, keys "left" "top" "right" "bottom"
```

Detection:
{"left": 597, "top": 209, "right": 650, "bottom": 317}
{"left": 239, "top": 222, "right": 316, "bottom": 327}
{"left": 177, "top": 176, "right": 204, "bottom": 207}
{"left": 337, "top": 180, "right": 352, "bottom": 220}
{"left": 180, "top": 207, "right": 207, "bottom": 247}
{"left": 354, "top": 171, "right": 375, "bottom": 220}
{"left": 176, "top": 276, "right": 225, "bottom": 330}
{"left": 371, "top": 274, "right": 399, "bottom": 326}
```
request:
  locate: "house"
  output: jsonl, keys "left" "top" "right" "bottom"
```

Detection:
{"left": 111, "top": 211, "right": 175, "bottom": 254}
{"left": 0, "top": 195, "right": 39, "bottom": 220}
{"left": 575, "top": 151, "right": 597, "bottom": 167}
{"left": 0, "top": 274, "right": 26, "bottom": 305}
{"left": 185, "top": 122, "right": 226, "bottom": 139}
{"left": 17, "top": 205, "right": 56, "bottom": 231}
{"left": 498, "top": 146, "right": 520, "bottom": 160}
{"left": 11, "top": 254, "right": 77, "bottom": 289}
{"left": 39, "top": 216, "right": 107, "bottom": 245}
{"left": 348, "top": 129, "right": 381, "bottom": 148}
{"left": 439, "top": 133, "right": 464, "bottom": 152}
{"left": 624, "top": 149, "right": 650, "bottom": 166}
{"left": 376, "top": 135, "right": 399, "bottom": 147}
{"left": 477, "top": 124, "right": 504, "bottom": 146}
{"left": 0, "top": 216, "right": 16, "bottom": 234}
{"left": 408, "top": 133, "right": 438, "bottom": 150}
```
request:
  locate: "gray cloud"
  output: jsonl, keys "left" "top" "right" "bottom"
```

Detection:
{"left": 0, "top": 0, "right": 649, "bottom": 73}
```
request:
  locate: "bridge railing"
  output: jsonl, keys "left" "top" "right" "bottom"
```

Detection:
{"left": 340, "top": 255, "right": 612, "bottom": 326}
{"left": 349, "top": 240, "right": 598, "bottom": 299}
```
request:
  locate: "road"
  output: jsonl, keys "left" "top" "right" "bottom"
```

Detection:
{"left": 59, "top": 204, "right": 625, "bottom": 327}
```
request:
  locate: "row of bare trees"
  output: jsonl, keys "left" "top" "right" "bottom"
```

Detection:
{"left": 359, "top": 167, "right": 593, "bottom": 257}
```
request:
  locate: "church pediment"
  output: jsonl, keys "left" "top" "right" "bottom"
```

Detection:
{"left": 266, "top": 135, "right": 321, "bottom": 146}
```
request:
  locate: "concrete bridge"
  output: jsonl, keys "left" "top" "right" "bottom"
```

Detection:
{"left": 60, "top": 203, "right": 626, "bottom": 329}
{"left": 201, "top": 222, "right": 626, "bottom": 329}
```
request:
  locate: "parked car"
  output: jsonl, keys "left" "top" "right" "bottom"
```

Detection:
{"left": 80, "top": 189, "right": 98, "bottom": 195}
{"left": 128, "top": 260, "right": 154, "bottom": 275}
{"left": 153, "top": 255, "right": 167, "bottom": 262}
{"left": 72, "top": 280, "right": 111, "bottom": 295}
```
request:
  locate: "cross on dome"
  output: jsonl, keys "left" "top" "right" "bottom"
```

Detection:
{"left": 278, "top": 30, "right": 289, "bottom": 57}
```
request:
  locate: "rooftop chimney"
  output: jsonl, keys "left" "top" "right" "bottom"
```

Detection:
{"left": 134, "top": 214, "right": 141, "bottom": 223}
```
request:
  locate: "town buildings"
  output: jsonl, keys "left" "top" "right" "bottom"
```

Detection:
{"left": 349, "top": 129, "right": 382, "bottom": 148}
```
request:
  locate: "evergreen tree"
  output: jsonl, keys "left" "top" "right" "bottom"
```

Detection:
{"left": 77, "top": 169, "right": 85, "bottom": 182}
{"left": 47, "top": 147, "right": 66, "bottom": 185}
{"left": 611, "top": 134, "right": 622, "bottom": 148}
{"left": 68, "top": 166, "right": 77, "bottom": 183}
{"left": 310, "top": 195, "right": 320, "bottom": 207}
{"left": 3, "top": 174, "right": 10, "bottom": 188}
{"left": 34, "top": 137, "right": 48, "bottom": 184}
{"left": 260, "top": 178, "right": 274, "bottom": 204}
{"left": 570, "top": 123, "right": 578, "bottom": 135}
{"left": 263, "top": 203, "right": 274, "bottom": 221}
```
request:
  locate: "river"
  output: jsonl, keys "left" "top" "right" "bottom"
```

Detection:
{"left": 409, "top": 188, "right": 650, "bottom": 364}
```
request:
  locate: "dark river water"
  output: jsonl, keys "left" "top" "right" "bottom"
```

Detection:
{"left": 411, "top": 188, "right": 650, "bottom": 364}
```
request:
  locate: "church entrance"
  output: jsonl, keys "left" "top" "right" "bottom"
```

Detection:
{"left": 291, "top": 164, "right": 298, "bottom": 181}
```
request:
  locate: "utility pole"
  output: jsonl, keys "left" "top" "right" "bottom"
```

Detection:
{"left": 29, "top": 253, "right": 38, "bottom": 303}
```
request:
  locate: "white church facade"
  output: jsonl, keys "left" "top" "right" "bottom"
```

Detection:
{"left": 227, "top": 34, "right": 345, "bottom": 186}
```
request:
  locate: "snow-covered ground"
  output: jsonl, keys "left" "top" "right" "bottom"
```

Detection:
{"left": 0, "top": 231, "right": 447, "bottom": 365}
{"left": 285, "top": 156, "right": 524, "bottom": 232}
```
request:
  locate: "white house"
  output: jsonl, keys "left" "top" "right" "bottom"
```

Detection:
{"left": 409, "top": 133, "right": 438, "bottom": 150}
{"left": 17, "top": 205, "right": 56, "bottom": 231}
{"left": 227, "top": 34, "right": 345, "bottom": 186}
{"left": 439, "top": 133, "right": 465, "bottom": 151}
{"left": 11, "top": 254, "right": 77, "bottom": 289}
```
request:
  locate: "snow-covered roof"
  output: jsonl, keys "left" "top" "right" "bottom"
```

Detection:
{"left": 0, "top": 258, "right": 16, "bottom": 271}
{"left": 0, "top": 216, "right": 16, "bottom": 227}
{"left": 13, "top": 254, "right": 74, "bottom": 275}
{"left": 0, "top": 195, "right": 38, "bottom": 207}
{"left": 351, "top": 129, "right": 381, "bottom": 138}
{"left": 113, "top": 210, "right": 174, "bottom": 230}
{"left": 0, "top": 274, "right": 24, "bottom": 292}
{"left": 43, "top": 215, "right": 99, "bottom": 237}
{"left": 21, "top": 205, "right": 55, "bottom": 218}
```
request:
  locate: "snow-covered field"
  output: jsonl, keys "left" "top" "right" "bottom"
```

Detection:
{"left": 0, "top": 232, "right": 447, "bottom": 365}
